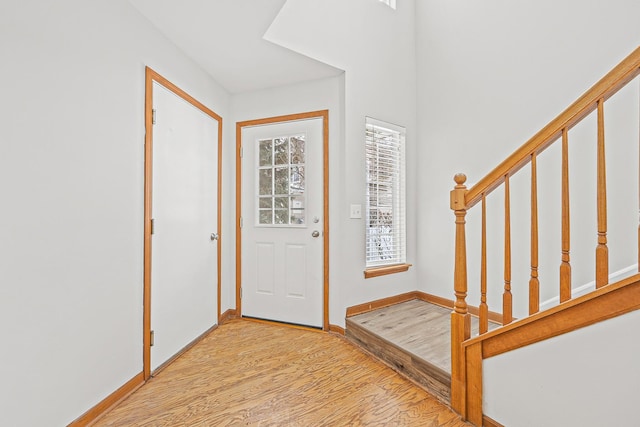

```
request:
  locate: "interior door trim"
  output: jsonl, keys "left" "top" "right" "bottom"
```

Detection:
{"left": 236, "top": 111, "right": 330, "bottom": 331}
{"left": 143, "top": 67, "right": 223, "bottom": 380}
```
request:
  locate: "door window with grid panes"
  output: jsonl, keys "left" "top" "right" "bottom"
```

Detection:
{"left": 257, "top": 135, "right": 306, "bottom": 226}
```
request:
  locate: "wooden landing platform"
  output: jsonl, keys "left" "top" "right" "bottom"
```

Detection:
{"left": 346, "top": 299, "right": 490, "bottom": 404}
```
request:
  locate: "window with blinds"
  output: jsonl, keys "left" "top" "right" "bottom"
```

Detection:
{"left": 365, "top": 117, "right": 406, "bottom": 268}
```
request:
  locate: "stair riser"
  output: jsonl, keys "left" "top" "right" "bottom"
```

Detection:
{"left": 346, "top": 319, "right": 451, "bottom": 404}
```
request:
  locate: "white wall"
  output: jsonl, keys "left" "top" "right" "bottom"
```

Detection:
{"left": 416, "top": 0, "right": 640, "bottom": 315}
{"left": 0, "top": 1, "right": 230, "bottom": 425}
{"left": 264, "top": 0, "right": 418, "bottom": 327}
{"left": 484, "top": 309, "right": 640, "bottom": 426}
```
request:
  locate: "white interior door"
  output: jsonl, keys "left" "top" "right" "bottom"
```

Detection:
{"left": 151, "top": 82, "right": 218, "bottom": 371}
{"left": 241, "top": 118, "right": 324, "bottom": 328}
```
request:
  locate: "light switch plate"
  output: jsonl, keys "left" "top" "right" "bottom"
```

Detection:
{"left": 350, "top": 204, "right": 362, "bottom": 219}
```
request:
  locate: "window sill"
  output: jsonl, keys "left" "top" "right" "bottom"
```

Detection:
{"left": 364, "top": 263, "right": 412, "bottom": 279}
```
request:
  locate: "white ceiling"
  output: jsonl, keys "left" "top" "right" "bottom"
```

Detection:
{"left": 129, "top": 0, "right": 343, "bottom": 94}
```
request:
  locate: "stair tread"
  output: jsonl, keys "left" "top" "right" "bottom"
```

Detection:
{"left": 347, "top": 299, "right": 454, "bottom": 374}
{"left": 347, "top": 299, "right": 494, "bottom": 374}
{"left": 346, "top": 318, "right": 451, "bottom": 383}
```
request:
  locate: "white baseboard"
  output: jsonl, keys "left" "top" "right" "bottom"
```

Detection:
{"left": 539, "top": 263, "right": 638, "bottom": 312}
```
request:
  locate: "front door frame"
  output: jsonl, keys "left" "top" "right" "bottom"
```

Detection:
{"left": 143, "top": 67, "right": 223, "bottom": 379}
{"left": 236, "top": 111, "right": 329, "bottom": 330}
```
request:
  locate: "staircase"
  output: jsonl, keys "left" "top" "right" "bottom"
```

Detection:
{"left": 347, "top": 46, "right": 640, "bottom": 427}
{"left": 448, "top": 46, "right": 640, "bottom": 425}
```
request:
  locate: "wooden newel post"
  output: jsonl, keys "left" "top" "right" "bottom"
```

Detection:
{"left": 450, "top": 173, "right": 471, "bottom": 416}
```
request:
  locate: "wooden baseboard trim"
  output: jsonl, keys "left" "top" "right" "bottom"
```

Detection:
{"left": 329, "top": 324, "right": 345, "bottom": 335}
{"left": 346, "top": 291, "right": 420, "bottom": 317}
{"left": 346, "top": 291, "right": 503, "bottom": 324}
{"left": 69, "top": 371, "right": 144, "bottom": 426}
{"left": 151, "top": 324, "right": 218, "bottom": 377}
{"left": 483, "top": 415, "right": 505, "bottom": 427}
{"left": 415, "top": 291, "right": 454, "bottom": 309}
{"left": 220, "top": 309, "right": 238, "bottom": 324}
{"left": 416, "top": 291, "right": 504, "bottom": 324}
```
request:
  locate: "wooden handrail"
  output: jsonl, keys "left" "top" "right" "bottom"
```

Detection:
{"left": 464, "top": 47, "right": 640, "bottom": 209}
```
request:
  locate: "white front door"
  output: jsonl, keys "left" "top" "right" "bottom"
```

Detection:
{"left": 150, "top": 82, "right": 219, "bottom": 371}
{"left": 241, "top": 118, "right": 324, "bottom": 328}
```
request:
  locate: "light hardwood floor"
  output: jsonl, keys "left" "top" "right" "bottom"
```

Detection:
{"left": 94, "top": 319, "right": 469, "bottom": 426}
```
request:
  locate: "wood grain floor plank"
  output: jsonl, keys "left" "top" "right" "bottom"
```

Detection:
{"left": 348, "top": 300, "right": 498, "bottom": 374}
{"left": 94, "top": 320, "right": 468, "bottom": 426}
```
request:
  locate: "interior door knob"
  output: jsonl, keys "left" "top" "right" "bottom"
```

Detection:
{"left": 311, "top": 230, "right": 320, "bottom": 238}
{"left": 210, "top": 233, "right": 219, "bottom": 241}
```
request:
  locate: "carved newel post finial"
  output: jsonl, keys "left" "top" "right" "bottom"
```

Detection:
{"left": 450, "top": 173, "right": 467, "bottom": 211}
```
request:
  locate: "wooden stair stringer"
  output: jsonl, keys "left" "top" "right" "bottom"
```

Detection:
{"left": 463, "top": 272, "right": 640, "bottom": 359}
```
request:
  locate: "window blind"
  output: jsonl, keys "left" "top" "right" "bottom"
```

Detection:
{"left": 365, "top": 117, "right": 406, "bottom": 267}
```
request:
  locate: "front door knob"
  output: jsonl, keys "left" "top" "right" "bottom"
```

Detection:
{"left": 311, "top": 230, "right": 320, "bottom": 238}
